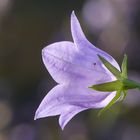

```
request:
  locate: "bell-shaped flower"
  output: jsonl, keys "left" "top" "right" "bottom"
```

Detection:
{"left": 34, "top": 11, "right": 122, "bottom": 129}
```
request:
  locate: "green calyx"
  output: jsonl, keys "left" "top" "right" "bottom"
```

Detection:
{"left": 90, "top": 54, "right": 140, "bottom": 115}
{"left": 90, "top": 79, "right": 140, "bottom": 92}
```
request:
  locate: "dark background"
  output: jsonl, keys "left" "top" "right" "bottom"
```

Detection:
{"left": 0, "top": 0, "right": 140, "bottom": 139}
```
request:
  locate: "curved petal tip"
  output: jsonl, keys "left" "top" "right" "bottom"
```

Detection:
{"left": 34, "top": 111, "right": 39, "bottom": 120}
{"left": 71, "top": 10, "right": 75, "bottom": 17}
{"left": 34, "top": 109, "right": 41, "bottom": 120}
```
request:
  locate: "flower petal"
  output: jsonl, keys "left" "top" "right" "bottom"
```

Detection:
{"left": 34, "top": 85, "right": 68, "bottom": 119}
{"left": 34, "top": 84, "right": 116, "bottom": 127}
{"left": 71, "top": 11, "right": 120, "bottom": 72}
{"left": 42, "top": 41, "right": 111, "bottom": 85}
{"left": 59, "top": 106, "right": 86, "bottom": 130}
{"left": 58, "top": 90, "right": 116, "bottom": 129}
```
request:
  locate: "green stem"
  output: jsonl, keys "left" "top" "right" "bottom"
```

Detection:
{"left": 123, "top": 79, "right": 140, "bottom": 90}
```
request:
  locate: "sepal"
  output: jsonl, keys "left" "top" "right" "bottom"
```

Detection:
{"left": 121, "top": 54, "right": 127, "bottom": 78}
{"left": 98, "top": 89, "right": 122, "bottom": 116}
{"left": 90, "top": 80, "right": 123, "bottom": 92}
{"left": 98, "top": 55, "right": 122, "bottom": 80}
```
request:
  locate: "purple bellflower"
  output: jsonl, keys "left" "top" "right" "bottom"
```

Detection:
{"left": 34, "top": 11, "right": 140, "bottom": 129}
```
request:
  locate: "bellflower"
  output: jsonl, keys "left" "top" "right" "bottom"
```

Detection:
{"left": 34, "top": 11, "right": 140, "bottom": 129}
